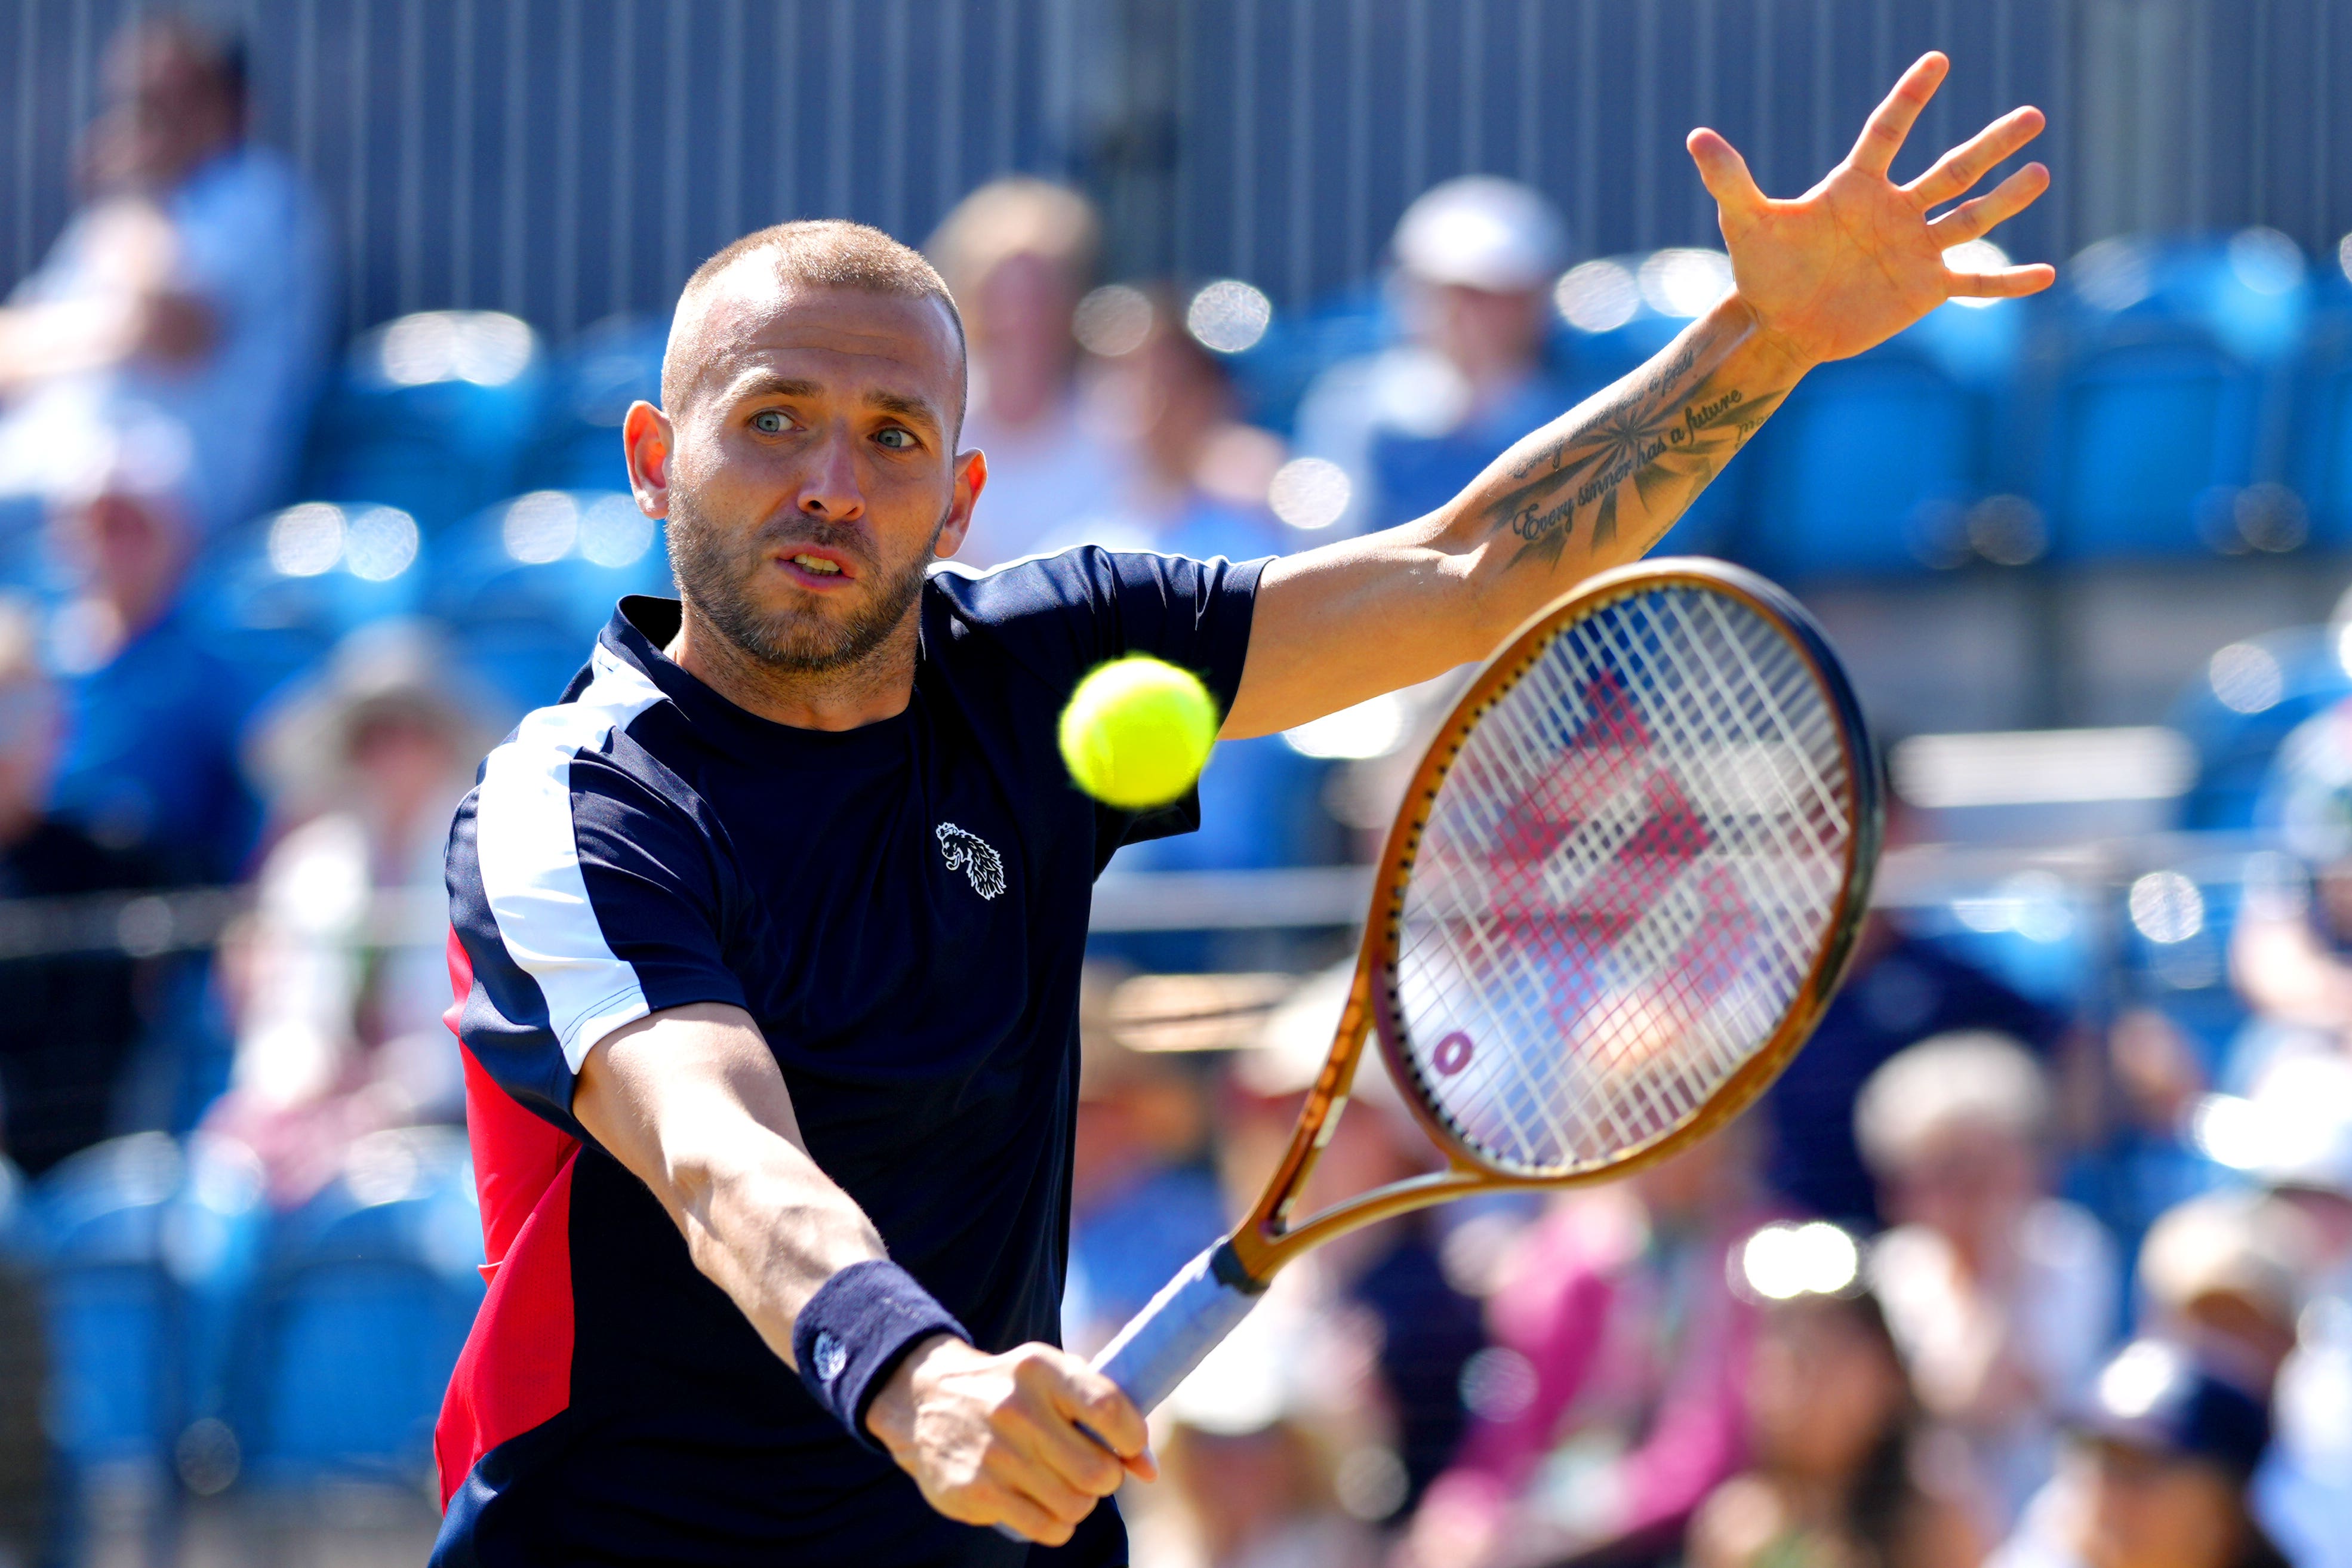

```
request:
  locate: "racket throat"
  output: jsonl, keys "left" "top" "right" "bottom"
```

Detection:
{"left": 1232, "top": 1165, "right": 1497, "bottom": 1278}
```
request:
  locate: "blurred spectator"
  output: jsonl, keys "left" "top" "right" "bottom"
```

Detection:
{"left": 1217, "top": 969, "right": 1485, "bottom": 1527}
{"left": 1084, "top": 297, "right": 1339, "bottom": 947}
{"left": 42, "top": 469, "right": 262, "bottom": 885}
{"left": 1404, "top": 1121, "right": 1775, "bottom": 1568}
{"left": 1137, "top": 1305, "right": 1378, "bottom": 1568}
{"left": 1860, "top": 1033, "right": 2118, "bottom": 1523}
{"left": 1767, "top": 801, "right": 2073, "bottom": 1227}
{"left": 1687, "top": 1232, "right": 1985, "bottom": 1568}
{"left": 204, "top": 622, "right": 481, "bottom": 1205}
{"left": 1083, "top": 287, "right": 1289, "bottom": 560}
{"left": 2230, "top": 708, "right": 2352, "bottom": 1110}
{"left": 0, "top": 14, "right": 330, "bottom": 538}
{"left": 2135, "top": 1192, "right": 2311, "bottom": 1394}
{"left": 1064, "top": 975, "right": 1227, "bottom": 1357}
{"left": 925, "top": 178, "right": 1132, "bottom": 566}
{"left": 1294, "top": 177, "right": 1577, "bottom": 536}
{"left": 1990, "top": 1341, "right": 2286, "bottom": 1568}
{"left": 2226, "top": 1053, "right": 2352, "bottom": 1568}
{"left": 0, "top": 600, "right": 156, "bottom": 1177}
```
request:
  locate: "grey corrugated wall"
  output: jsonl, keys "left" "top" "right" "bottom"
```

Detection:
{"left": 2, "top": 0, "right": 2345, "bottom": 338}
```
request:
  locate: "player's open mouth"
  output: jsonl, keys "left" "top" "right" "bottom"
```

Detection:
{"left": 776, "top": 549, "right": 857, "bottom": 589}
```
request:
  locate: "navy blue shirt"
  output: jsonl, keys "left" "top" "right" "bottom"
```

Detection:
{"left": 439, "top": 549, "right": 1261, "bottom": 1566}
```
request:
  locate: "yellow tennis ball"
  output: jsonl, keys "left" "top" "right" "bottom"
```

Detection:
{"left": 1059, "top": 657, "right": 1218, "bottom": 809}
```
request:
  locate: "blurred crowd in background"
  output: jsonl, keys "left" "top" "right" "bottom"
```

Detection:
{"left": 0, "top": 11, "right": 2345, "bottom": 1568}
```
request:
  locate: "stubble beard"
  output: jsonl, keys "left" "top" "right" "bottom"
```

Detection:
{"left": 666, "top": 493, "right": 944, "bottom": 675}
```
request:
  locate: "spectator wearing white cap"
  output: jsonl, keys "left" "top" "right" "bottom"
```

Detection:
{"left": 1294, "top": 176, "right": 1580, "bottom": 538}
{"left": 1858, "top": 1032, "right": 2119, "bottom": 1526}
{"left": 1990, "top": 1341, "right": 2288, "bottom": 1568}
{"left": 204, "top": 620, "right": 491, "bottom": 1205}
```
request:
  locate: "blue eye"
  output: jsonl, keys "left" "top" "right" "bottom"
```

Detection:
{"left": 752, "top": 410, "right": 789, "bottom": 435}
{"left": 876, "top": 428, "right": 916, "bottom": 450}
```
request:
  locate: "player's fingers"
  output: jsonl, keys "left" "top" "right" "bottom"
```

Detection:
{"left": 1905, "top": 106, "right": 2047, "bottom": 208}
{"left": 1054, "top": 1364, "right": 1152, "bottom": 1475}
{"left": 1686, "top": 129, "right": 1766, "bottom": 224}
{"left": 981, "top": 1478, "right": 1081, "bottom": 1548}
{"left": 1847, "top": 51, "right": 1948, "bottom": 175}
{"left": 991, "top": 1455, "right": 1098, "bottom": 1536}
{"left": 1943, "top": 262, "right": 2058, "bottom": 300}
{"left": 1004, "top": 1357, "right": 1127, "bottom": 1497}
{"left": 1925, "top": 162, "right": 2051, "bottom": 247}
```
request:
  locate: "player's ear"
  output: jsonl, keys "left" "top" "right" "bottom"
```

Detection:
{"left": 933, "top": 448, "right": 986, "bottom": 560}
{"left": 624, "top": 401, "right": 675, "bottom": 519}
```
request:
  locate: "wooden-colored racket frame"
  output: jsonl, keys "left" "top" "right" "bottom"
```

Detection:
{"left": 1226, "top": 559, "right": 1884, "bottom": 1283}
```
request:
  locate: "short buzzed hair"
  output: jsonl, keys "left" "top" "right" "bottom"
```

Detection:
{"left": 661, "top": 220, "right": 967, "bottom": 427}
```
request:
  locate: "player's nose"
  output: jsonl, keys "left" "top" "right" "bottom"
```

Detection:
{"left": 795, "top": 422, "right": 867, "bottom": 522}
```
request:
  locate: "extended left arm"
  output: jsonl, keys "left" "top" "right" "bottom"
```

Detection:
{"left": 1224, "top": 53, "right": 2052, "bottom": 738}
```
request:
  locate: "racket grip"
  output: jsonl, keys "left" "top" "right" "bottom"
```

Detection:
{"left": 1089, "top": 1237, "right": 1266, "bottom": 1418}
{"left": 991, "top": 1240, "right": 1266, "bottom": 1542}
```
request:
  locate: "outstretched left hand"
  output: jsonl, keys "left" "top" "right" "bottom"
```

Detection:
{"left": 1689, "top": 51, "right": 2054, "bottom": 372}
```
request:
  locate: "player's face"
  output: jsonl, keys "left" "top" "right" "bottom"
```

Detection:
{"left": 648, "top": 279, "right": 981, "bottom": 674}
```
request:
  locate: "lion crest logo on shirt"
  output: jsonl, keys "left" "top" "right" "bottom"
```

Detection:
{"left": 935, "top": 822, "right": 1006, "bottom": 901}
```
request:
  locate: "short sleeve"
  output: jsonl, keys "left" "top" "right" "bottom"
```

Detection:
{"left": 930, "top": 546, "right": 1266, "bottom": 860}
{"left": 446, "top": 674, "right": 746, "bottom": 1135}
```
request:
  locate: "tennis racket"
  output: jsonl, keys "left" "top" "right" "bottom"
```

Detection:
{"left": 1092, "top": 557, "right": 1882, "bottom": 1419}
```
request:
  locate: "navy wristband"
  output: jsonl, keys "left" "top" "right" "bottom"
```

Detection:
{"left": 793, "top": 1259, "right": 971, "bottom": 1451}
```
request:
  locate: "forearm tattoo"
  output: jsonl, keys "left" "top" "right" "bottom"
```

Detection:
{"left": 1480, "top": 345, "right": 1789, "bottom": 569}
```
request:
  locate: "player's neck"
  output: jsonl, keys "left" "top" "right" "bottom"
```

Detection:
{"left": 665, "top": 609, "right": 918, "bottom": 732}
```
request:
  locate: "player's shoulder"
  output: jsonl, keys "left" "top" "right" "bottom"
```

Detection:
{"left": 926, "top": 542, "right": 1235, "bottom": 623}
{"left": 473, "top": 643, "right": 689, "bottom": 820}
{"left": 926, "top": 541, "right": 1122, "bottom": 615}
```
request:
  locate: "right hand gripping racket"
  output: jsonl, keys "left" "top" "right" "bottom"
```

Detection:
{"left": 1092, "top": 558, "right": 1882, "bottom": 1418}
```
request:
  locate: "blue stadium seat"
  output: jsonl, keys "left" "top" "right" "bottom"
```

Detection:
{"left": 301, "top": 312, "right": 549, "bottom": 534}
{"left": 181, "top": 501, "right": 430, "bottom": 695}
{"left": 521, "top": 313, "right": 667, "bottom": 494}
{"left": 228, "top": 1128, "right": 483, "bottom": 1486}
{"left": 32, "top": 1135, "right": 186, "bottom": 1470}
{"left": 2062, "top": 230, "right": 2313, "bottom": 365}
{"left": 435, "top": 491, "right": 674, "bottom": 713}
{"left": 2286, "top": 294, "right": 2352, "bottom": 550}
{"left": 1740, "top": 347, "right": 1983, "bottom": 579}
{"left": 2037, "top": 232, "right": 2311, "bottom": 560}
{"left": 297, "top": 434, "right": 481, "bottom": 542}
{"left": 2039, "top": 332, "right": 2265, "bottom": 559}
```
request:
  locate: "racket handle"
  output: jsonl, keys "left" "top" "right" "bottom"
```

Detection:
{"left": 1089, "top": 1237, "right": 1266, "bottom": 1418}
{"left": 992, "top": 1240, "right": 1266, "bottom": 1542}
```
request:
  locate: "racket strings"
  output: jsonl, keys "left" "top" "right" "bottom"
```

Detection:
{"left": 1393, "top": 587, "right": 1854, "bottom": 1175}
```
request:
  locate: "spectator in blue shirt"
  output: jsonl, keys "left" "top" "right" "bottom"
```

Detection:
{"left": 1294, "top": 177, "right": 1581, "bottom": 537}
{"left": 45, "top": 470, "right": 261, "bottom": 885}
{"left": 0, "top": 14, "right": 330, "bottom": 538}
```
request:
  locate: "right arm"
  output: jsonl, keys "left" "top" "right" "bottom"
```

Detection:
{"left": 572, "top": 1002, "right": 1153, "bottom": 1545}
{"left": 0, "top": 199, "right": 216, "bottom": 392}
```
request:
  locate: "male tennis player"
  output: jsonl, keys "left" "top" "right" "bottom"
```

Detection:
{"left": 436, "top": 55, "right": 2046, "bottom": 1567}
